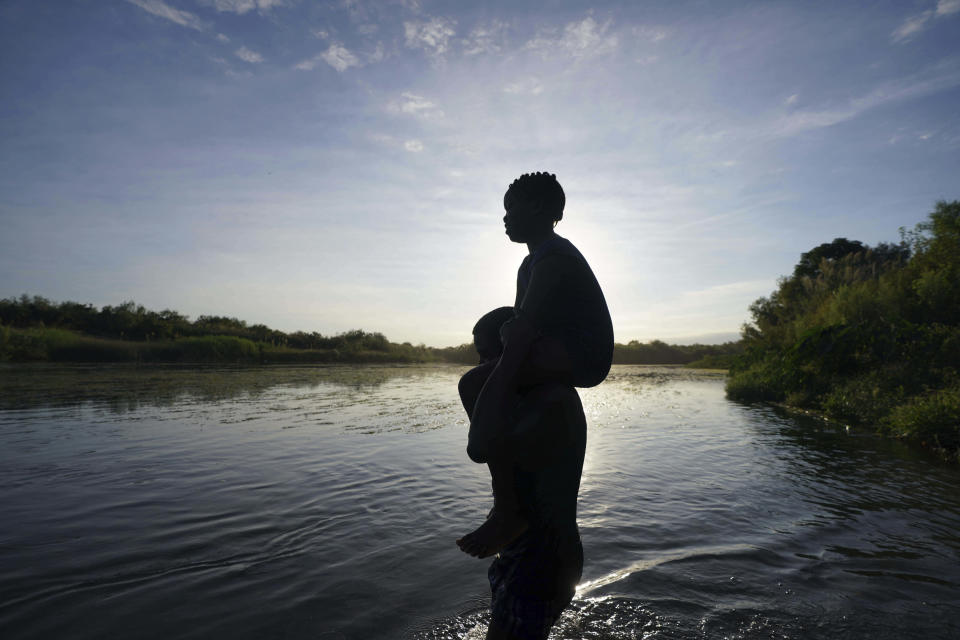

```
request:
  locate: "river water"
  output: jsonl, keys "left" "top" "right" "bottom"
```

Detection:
{"left": 0, "top": 364, "right": 958, "bottom": 639}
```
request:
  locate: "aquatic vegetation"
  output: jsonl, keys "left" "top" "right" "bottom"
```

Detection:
{"left": 728, "top": 201, "right": 960, "bottom": 458}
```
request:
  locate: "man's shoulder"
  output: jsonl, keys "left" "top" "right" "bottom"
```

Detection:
{"left": 529, "top": 251, "right": 581, "bottom": 277}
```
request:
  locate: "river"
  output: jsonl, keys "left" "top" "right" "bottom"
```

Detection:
{"left": 0, "top": 364, "right": 958, "bottom": 639}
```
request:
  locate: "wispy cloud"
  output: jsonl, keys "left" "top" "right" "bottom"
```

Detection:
{"left": 680, "top": 62, "right": 960, "bottom": 151}
{"left": 525, "top": 16, "right": 618, "bottom": 60}
{"left": 387, "top": 92, "right": 444, "bottom": 119}
{"left": 632, "top": 25, "right": 668, "bottom": 43}
{"left": 201, "top": 0, "right": 286, "bottom": 14}
{"left": 365, "top": 43, "right": 385, "bottom": 64}
{"left": 503, "top": 78, "right": 543, "bottom": 95}
{"left": 295, "top": 43, "right": 362, "bottom": 72}
{"left": 462, "top": 21, "right": 507, "bottom": 56}
{"left": 404, "top": 16, "right": 457, "bottom": 63}
{"left": 368, "top": 132, "right": 397, "bottom": 146}
{"left": 937, "top": 0, "right": 960, "bottom": 16}
{"left": 216, "top": 33, "right": 230, "bottom": 43}
{"left": 758, "top": 64, "right": 960, "bottom": 138}
{"left": 893, "top": 10, "right": 935, "bottom": 42}
{"left": 321, "top": 43, "right": 360, "bottom": 72}
{"left": 126, "top": 0, "right": 203, "bottom": 30}
{"left": 294, "top": 57, "right": 319, "bottom": 70}
{"left": 234, "top": 46, "right": 264, "bottom": 63}
{"left": 366, "top": 133, "right": 424, "bottom": 153}
{"left": 338, "top": 0, "right": 375, "bottom": 24}
{"left": 892, "top": 0, "right": 960, "bottom": 42}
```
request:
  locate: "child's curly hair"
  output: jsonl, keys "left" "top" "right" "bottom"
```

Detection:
{"left": 507, "top": 172, "right": 565, "bottom": 222}
{"left": 472, "top": 306, "right": 515, "bottom": 346}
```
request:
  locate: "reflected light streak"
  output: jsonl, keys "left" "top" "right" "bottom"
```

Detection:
{"left": 575, "top": 543, "right": 754, "bottom": 597}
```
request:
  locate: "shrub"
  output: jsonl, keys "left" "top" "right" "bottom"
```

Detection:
{"left": 726, "top": 354, "right": 787, "bottom": 402}
{"left": 820, "top": 371, "right": 907, "bottom": 426}
{"left": 882, "top": 386, "right": 960, "bottom": 451}
{"left": 172, "top": 336, "right": 260, "bottom": 362}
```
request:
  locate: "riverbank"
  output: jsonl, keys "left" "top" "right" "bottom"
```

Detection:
{"left": 766, "top": 399, "right": 960, "bottom": 464}
{"left": 726, "top": 202, "right": 960, "bottom": 463}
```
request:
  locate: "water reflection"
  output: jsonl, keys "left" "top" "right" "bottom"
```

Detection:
{"left": 0, "top": 363, "right": 462, "bottom": 413}
{"left": 1, "top": 365, "right": 959, "bottom": 640}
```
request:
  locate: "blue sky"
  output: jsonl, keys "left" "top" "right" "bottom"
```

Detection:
{"left": 1, "top": 0, "right": 958, "bottom": 346}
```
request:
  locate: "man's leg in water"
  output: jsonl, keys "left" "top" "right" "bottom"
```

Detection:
{"left": 484, "top": 619, "right": 526, "bottom": 640}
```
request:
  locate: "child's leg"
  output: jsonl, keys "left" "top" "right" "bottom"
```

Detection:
{"left": 459, "top": 360, "right": 497, "bottom": 420}
{"left": 459, "top": 361, "right": 528, "bottom": 557}
{"left": 457, "top": 455, "right": 528, "bottom": 558}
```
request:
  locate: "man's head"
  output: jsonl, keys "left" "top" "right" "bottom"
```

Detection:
{"left": 503, "top": 172, "right": 565, "bottom": 243}
{"left": 472, "top": 306, "right": 515, "bottom": 362}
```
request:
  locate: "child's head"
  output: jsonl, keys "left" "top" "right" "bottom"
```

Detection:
{"left": 502, "top": 172, "right": 565, "bottom": 243}
{"left": 472, "top": 306, "right": 515, "bottom": 362}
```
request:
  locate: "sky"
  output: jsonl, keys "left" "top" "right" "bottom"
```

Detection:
{"left": 1, "top": 0, "right": 958, "bottom": 347}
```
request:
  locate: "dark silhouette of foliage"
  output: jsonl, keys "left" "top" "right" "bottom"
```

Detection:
{"left": 0, "top": 296, "right": 742, "bottom": 367}
{"left": 0, "top": 298, "right": 436, "bottom": 364}
{"left": 792, "top": 238, "right": 865, "bottom": 279}
{"left": 728, "top": 201, "right": 960, "bottom": 459}
{"left": 613, "top": 339, "right": 742, "bottom": 365}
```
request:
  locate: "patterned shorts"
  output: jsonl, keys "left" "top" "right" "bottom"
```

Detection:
{"left": 488, "top": 533, "right": 583, "bottom": 640}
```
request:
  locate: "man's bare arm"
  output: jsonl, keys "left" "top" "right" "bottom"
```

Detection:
{"left": 466, "top": 255, "right": 577, "bottom": 463}
{"left": 465, "top": 313, "right": 536, "bottom": 462}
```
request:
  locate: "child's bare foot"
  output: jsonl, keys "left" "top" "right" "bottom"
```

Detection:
{"left": 456, "top": 508, "right": 528, "bottom": 558}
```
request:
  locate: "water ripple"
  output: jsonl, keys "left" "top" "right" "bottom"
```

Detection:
{"left": 1, "top": 365, "right": 958, "bottom": 639}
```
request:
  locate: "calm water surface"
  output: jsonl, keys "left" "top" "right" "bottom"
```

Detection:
{"left": 0, "top": 364, "right": 958, "bottom": 639}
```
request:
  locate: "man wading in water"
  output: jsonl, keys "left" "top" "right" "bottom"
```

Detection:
{"left": 457, "top": 172, "right": 613, "bottom": 640}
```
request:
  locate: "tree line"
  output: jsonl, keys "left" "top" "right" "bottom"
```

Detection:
{"left": 0, "top": 296, "right": 741, "bottom": 366}
{"left": 0, "top": 297, "right": 395, "bottom": 351}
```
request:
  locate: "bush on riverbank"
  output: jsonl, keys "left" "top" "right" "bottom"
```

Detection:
{"left": 727, "top": 201, "right": 960, "bottom": 459}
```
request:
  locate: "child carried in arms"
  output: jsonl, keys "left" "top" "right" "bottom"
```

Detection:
{"left": 457, "top": 172, "right": 614, "bottom": 559}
